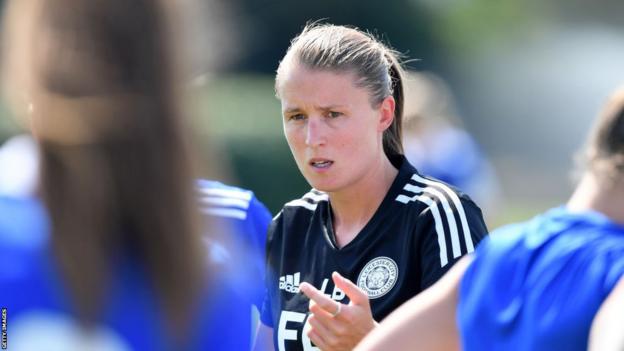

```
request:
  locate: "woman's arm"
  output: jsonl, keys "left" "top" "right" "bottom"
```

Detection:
{"left": 589, "top": 277, "right": 624, "bottom": 351}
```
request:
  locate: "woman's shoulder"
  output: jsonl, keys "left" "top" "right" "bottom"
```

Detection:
{"left": 485, "top": 207, "right": 624, "bottom": 254}
{"left": 468, "top": 207, "right": 624, "bottom": 286}
{"left": 267, "top": 189, "right": 328, "bottom": 238}
{"left": 395, "top": 160, "right": 486, "bottom": 228}
{"left": 276, "top": 188, "right": 328, "bottom": 218}
{"left": 399, "top": 156, "right": 481, "bottom": 206}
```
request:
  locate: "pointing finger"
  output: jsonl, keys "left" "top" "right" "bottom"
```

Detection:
{"left": 300, "top": 282, "right": 341, "bottom": 315}
{"left": 332, "top": 271, "right": 370, "bottom": 306}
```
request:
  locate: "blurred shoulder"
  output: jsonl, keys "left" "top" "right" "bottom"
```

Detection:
{"left": 196, "top": 179, "right": 257, "bottom": 221}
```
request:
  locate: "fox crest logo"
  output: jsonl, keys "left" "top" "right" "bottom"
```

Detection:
{"left": 357, "top": 257, "right": 398, "bottom": 299}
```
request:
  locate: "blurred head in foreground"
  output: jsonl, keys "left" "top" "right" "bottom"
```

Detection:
{"left": 2, "top": 0, "right": 202, "bottom": 342}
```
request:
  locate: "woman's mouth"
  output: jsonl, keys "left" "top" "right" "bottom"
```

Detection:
{"left": 309, "top": 159, "right": 334, "bottom": 169}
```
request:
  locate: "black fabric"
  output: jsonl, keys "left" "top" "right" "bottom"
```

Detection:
{"left": 260, "top": 156, "right": 488, "bottom": 351}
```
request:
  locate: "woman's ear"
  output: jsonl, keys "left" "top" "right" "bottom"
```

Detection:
{"left": 378, "top": 95, "right": 395, "bottom": 132}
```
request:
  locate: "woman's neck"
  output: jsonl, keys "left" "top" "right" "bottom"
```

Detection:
{"left": 328, "top": 155, "right": 399, "bottom": 248}
{"left": 567, "top": 172, "right": 624, "bottom": 226}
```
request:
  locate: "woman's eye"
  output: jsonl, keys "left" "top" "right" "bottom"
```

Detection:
{"left": 328, "top": 111, "right": 342, "bottom": 118}
{"left": 288, "top": 114, "right": 306, "bottom": 121}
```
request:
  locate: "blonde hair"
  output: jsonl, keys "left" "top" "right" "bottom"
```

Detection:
{"left": 276, "top": 23, "right": 406, "bottom": 158}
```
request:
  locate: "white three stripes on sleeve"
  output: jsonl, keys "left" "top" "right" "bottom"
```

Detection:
{"left": 396, "top": 192, "right": 449, "bottom": 267}
{"left": 404, "top": 183, "right": 462, "bottom": 260}
{"left": 198, "top": 187, "right": 252, "bottom": 220}
{"left": 203, "top": 207, "right": 248, "bottom": 220}
{"left": 199, "top": 187, "right": 253, "bottom": 201}
{"left": 410, "top": 174, "right": 474, "bottom": 252}
{"left": 396, "top": 174, "right": 475, "bottom": 267}
{"left": 200, "top": 196, "right": 251, "bottom": 209}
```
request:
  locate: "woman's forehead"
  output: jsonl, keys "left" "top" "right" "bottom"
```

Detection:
{"left": 280, "top": 62, "right": 358, "bottom": 87}
{"left": 278, "top": 64, "right": 370, "bottom": 106}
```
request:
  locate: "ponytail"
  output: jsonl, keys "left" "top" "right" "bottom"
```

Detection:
{"left": 383, "top": 52, "right": 405, "bottom": 158}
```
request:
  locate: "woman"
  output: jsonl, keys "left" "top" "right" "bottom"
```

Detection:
{"left": 356, "top": 88, "right": 624, "bottom": 351}
{"left": 256, "top": 23, "right": 488, "bottom": 351}
{"left": 0, "top": 0, "right": 263, "bottom": 349}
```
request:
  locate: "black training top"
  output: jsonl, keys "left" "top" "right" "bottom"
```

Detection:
{"left": 260, "top": 156, "right": 488, "bottom": 351}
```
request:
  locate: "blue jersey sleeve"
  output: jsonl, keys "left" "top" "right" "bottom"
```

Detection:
{"left": 196, "top": 179, "right": 272, "bottom": 310}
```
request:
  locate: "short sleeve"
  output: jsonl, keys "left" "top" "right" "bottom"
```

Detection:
{"left": 418, "top": 198, "right": 488, "bottom": 290}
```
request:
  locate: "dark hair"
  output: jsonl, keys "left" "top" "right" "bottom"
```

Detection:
{"left": 583, "top": 88, "right": 624, "bottom": 182}
{"left": 2, "top": 0, "right": 202, "bottom": 335}
{"left": 276, "top": 23, "right": 405, "bottom": 158}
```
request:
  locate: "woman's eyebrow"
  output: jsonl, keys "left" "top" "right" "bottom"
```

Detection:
{"left": 284, "top": 106, "right": 303, "bottom": 114}
{"left": 284, "top": 104, "right": 348, "bottom": 114}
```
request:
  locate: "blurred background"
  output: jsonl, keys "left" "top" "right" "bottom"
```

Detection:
{"left": 1, "top": 0, "right": 624, "bottom": 228}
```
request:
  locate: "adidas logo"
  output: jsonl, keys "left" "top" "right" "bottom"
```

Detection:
{"left": 279, "top": 272, "right": 301, "bottom": 293}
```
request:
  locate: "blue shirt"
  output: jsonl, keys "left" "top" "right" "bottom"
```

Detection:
{"left": 0, "top": 180, "right": 271, "bottom": 351}
{"left": 404, "top": 126, "right": 499, "bottom": 213}
{"left": 458, "top": 207, "right": 624, "bottom": 351}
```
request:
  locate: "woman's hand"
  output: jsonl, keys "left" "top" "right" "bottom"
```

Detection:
{"left": 299, "top": 271, "right": 377, "bottom": 351}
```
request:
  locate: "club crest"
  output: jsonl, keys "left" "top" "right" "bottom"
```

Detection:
{"left": 357, "top": 256, "right": 398, "bottom": 299}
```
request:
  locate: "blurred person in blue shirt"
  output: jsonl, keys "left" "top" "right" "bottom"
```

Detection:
{"left": 196, "top": 179, "right": 272, "bottom": 349}
{"left": 403, "top": 71, "right": 501, "bottom": 223}
{"left": 357, "top": 87, "right": 624, "bottom": 351}
{"left": 0, "top": 134, "right": 272, "bottom": 350}
{"left": 0, "top": 0, "right": 270, "bottom": 349}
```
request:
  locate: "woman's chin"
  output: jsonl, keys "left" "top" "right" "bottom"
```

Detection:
{"left": 306, "top": 179, "right": 340, "bottom": 193}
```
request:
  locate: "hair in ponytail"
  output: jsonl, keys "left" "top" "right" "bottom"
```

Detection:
{"left": 276, "top": 23, "right": 406, "bottom": 157}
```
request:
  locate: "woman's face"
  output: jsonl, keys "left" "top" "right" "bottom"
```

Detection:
{"left": 278, "top": 63, "right": 394, "bottom": 193}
